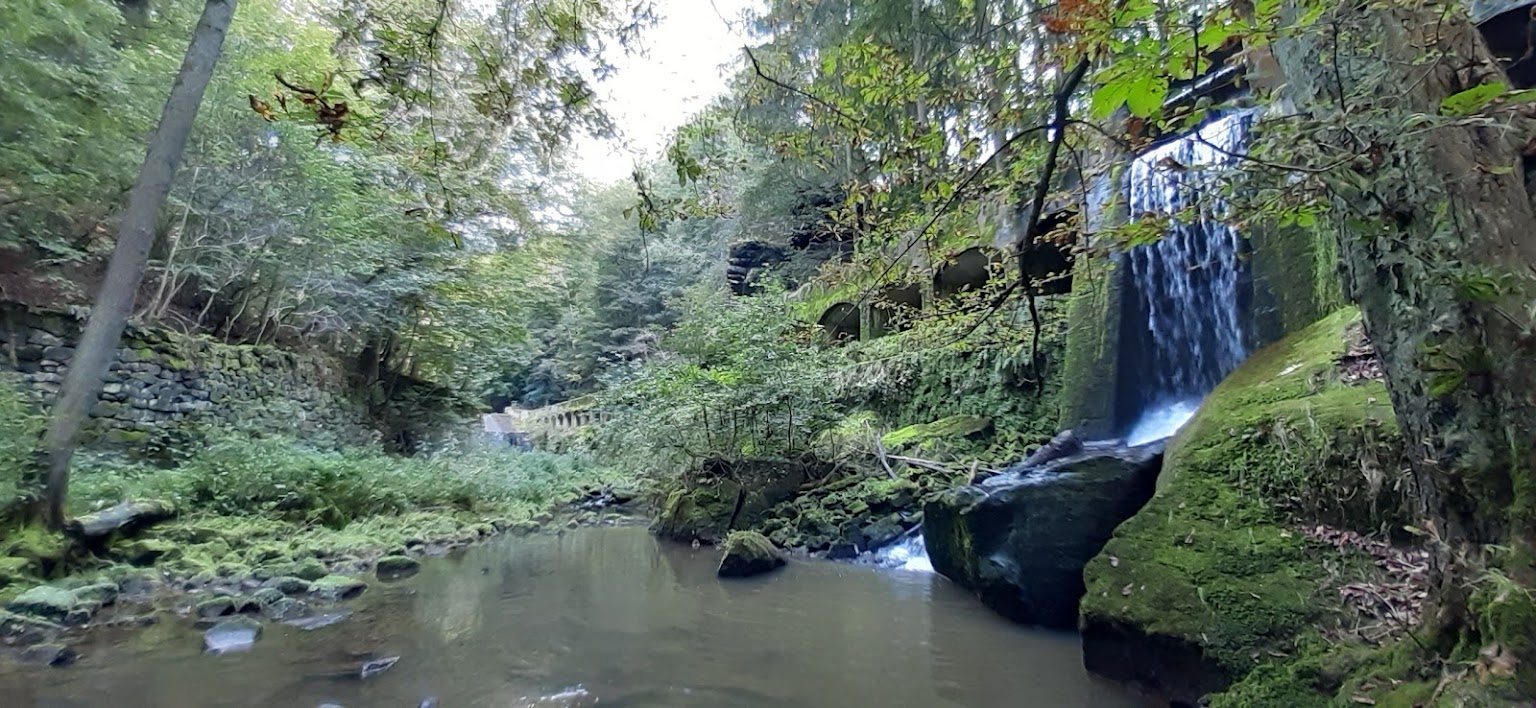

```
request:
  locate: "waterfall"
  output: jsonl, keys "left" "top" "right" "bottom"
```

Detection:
{"left": 871, "top": 528, "right": 933, "bottom": 573}
{"left": 1123, "top": 110, "right": 1255, "bottom": 445}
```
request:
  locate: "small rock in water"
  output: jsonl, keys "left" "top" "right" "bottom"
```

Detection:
{"left": 717, "top": 531, "right": 787, "bottom": 578}
{"left": 284, "top": 610, "right": 351, "bottom": 631}
{"left": 308, "top": 576, "right": 367, "bottom": 601}
{"left": 374, "top": 555, "right": 420, "bottom": 582}
{"left": 8, "top": 586, "right": 81, "bottom": 622}
{"left": 825, "top": 542, "right": 859, "bottom": 561}
{"left": 359, "top": 655, "right": 400, "bottom": 679}
{"left": 195, "top": 596, "right": 237, "bottom": 620}
{"left": 263, "top": 597, "right": 310, "bottom": 621}
{"left": 18, "top": 643, "right": 76, "bottom": 667}
{"left": 418, "top": 698, "right": 439, "bottom": 708}
{"left": 204, "top": 616, "right": 262, "bottom": 654}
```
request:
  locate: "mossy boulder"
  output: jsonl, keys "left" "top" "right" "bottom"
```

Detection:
{"left": 195, "top": 596, "right": 237, "bottom": 620}
{"left": 308, "top": 575, "right": 367, "bottom": 601}
{"left": 114, "top": 538, "right": 181, "bottom": 567}
{"left": 374, "top": 555, "right": 420, "bottom": 581}
{"left": 264, "top": 576, "right": 311, "bottom": 595}
{"left": 717, "top": 531, "right": 786, "bottom": 578}
{"left": 759, "top": 474, "right": 926, "bottom": 551}
{"left": 1079, "top": 308, "right": 1404, "bottom": 705}
{"left": 880, "top": 415, "right": 992, "bottom": 453}
{"left": 292, "top": 557, "right": 329, "bottom": 582}
{"left": 7, "top": 586, "right": 80, "bottom": 622}
{"left": 0, "top": 556, "right": 32, "bottom": 588}
{"left": 652, "top": 458, "right": 818, "bottom": 544}
{"left": 923, "top": 443, "right": 1162, "bottom": 629}
{"left": 71, "top": 583, "right": 118, "bottom": 606}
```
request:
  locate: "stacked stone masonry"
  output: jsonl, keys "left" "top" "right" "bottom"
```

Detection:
{"left": 1, "top": 306, "right": 378, "bottom": 447}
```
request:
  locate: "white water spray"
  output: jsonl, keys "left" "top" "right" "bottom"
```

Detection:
{"left": 873, "top": 532, "right": 934, "bottom": 573}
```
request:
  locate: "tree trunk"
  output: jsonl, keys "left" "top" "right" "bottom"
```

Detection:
{"left": 37, "top": 0, "right": 238, "bottom": 529}
{"left": 1271, "top": 0, "right": 1536, "bottom": 678}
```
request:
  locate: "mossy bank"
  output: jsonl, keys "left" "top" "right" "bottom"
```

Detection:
{"left": 1077, "top": 308, "right": 1496, "bottom": 705}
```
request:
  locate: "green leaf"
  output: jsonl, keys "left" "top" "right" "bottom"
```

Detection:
{"left": 1124, "top": 74, "right": 1169, "bottom": 118}
{"left": 1089, "top": 78, "right": 1132, "bottom": 120}
{"left": 1440, "top": 81, "right": 1507, "bottom": 116}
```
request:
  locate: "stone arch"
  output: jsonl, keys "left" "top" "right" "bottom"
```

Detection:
{"left": 934, "top": 247, "right": 1000, "bottom": 299}
{"left": 817, "top": 302, "right": 861, "bottom": 342}
{"left": 1021, "top": 209, "right": 1077, "bottom": 295}
{"left": 869, "top": 284, "right": 922, "bottom": 338}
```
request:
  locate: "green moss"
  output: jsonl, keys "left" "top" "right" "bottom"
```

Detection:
{"left": 880, "top": 415, "right": 992, "bottom": 450}
{"left": 1, "top": 525, "right": 68, "bottom": 575}
{"left": 1247, "top": 221, "right": 1345, "bottom": 344}
{"left": 1204, "top": 635, "right": 1442, "bottom": 708}
{"left": 1083, "top": 308, "right": 1412, "bottom": 695}
{"left": 1472, "top": 574, "right": 1536, "bottom": 695}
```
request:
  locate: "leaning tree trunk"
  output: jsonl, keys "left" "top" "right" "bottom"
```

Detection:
{"left": 1270, "top": 0, "right": 1536, "bottom": 682}
{"left": 37, "top": 0, "right": 238, "bottom": 529}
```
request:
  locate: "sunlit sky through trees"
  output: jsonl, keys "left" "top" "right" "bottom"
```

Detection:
{"left": 571, "top": 0, "right": 758, "bottom": 184}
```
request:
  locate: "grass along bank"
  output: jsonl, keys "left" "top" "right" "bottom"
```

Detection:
{"left": 0, "top": 379, "right": 634, "bottom": 655}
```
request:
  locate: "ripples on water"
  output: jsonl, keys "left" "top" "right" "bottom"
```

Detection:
{"left": 0, "top": 528, "right": 1151, "bottom": 708}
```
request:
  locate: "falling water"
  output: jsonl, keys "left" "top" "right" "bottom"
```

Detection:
{"left": 871, "top": 528, "right": 934, "bottom": 573}
{"left": 1123, "top": 110, "right": 1255, "bottom": 445}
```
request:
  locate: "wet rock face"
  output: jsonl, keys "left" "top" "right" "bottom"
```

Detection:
{"left": 922, "top": 442, "right": 1163, "bottom": 629}
{"left": 717, "top": 531, "right": 787, "bottom": 578}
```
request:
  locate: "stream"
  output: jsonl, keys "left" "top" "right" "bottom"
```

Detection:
{"left": 0, "top": 527, "right": 1151, "bottom": 707}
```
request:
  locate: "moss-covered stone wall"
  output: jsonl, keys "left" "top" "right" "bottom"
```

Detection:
{"left": 1058, "top": 251, "right": 1129, "bottom": 437}
{"left": 1247, "top": 222, "right": 1346, "bottom": 347}
{"left": 1, "top": 305, "right": 378, "bottom": 447}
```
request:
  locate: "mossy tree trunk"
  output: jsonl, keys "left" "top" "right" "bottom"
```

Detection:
{"left": 1270, "top": 0, "right": 1536, "bottom": 673}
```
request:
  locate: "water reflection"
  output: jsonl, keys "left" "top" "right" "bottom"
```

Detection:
{"left": 0, "top": 528, "right": 1150, "bottom": 707}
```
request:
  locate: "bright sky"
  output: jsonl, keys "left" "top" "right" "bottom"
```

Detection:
{"left": 570, "top": 0, "right": 761, "bottom": 185}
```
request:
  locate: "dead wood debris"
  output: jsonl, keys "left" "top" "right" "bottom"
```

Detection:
{"left": 1305, "top": 524, "right": 1430, "bottom": 643}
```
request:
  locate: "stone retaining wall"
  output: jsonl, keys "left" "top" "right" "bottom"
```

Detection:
{"left": 1, "top": 304, "right": 378, "bottom": 447}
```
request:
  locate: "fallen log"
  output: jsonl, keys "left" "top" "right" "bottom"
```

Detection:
{"left": 65, "top": 499, "right": 176, "bottom": 540}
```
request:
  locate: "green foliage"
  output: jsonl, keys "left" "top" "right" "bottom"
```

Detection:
{"left": 592, "top": 285, "right": 844, "bottom": 474}
{"left": 71, "top": 435, "right": 615, "bottom": 528}
{"left": 1440, "top": 81, "right": 1508, "bottom": 117}
{"left": 0, "top": 376, "right": 43, "bottom": 510}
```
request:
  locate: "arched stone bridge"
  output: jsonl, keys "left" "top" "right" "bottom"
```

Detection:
{"left": 481, "top": 395, "right": 607, "bottom": 443}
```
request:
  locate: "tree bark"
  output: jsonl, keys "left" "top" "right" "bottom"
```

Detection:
{"left": 38, "top": 0, "right": 238, "bottom": 529}
{"left": 1271, "top": 0, "right": 1536, "bottom": 670}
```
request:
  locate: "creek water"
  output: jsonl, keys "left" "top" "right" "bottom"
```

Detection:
{"left": 0, "top": 527, "right": 1150, "bottom": 708}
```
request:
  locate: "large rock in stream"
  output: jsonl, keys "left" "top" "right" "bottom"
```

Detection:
{"left": 923, "top": 442, "right": 1162, "bottom": 629}
{"left": 717, "top": 531, "right": 786, "bottom": 578}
